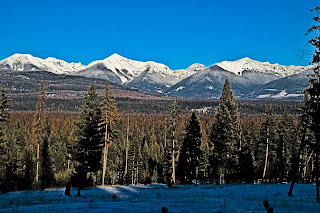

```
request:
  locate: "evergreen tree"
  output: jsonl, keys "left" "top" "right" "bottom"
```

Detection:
{"left": 210, "top": 79, "right": 240, "bottom": 183}
{"left": 288, "top": 98, "right": 313, "bottom": 196}
{"left": 238, "top": 145, "right": 255, "bottom": 183}
{"left": 40, "top": 124, "right": 54, "bottom": 190}
{"left": 242, "top": 120, "right": 260, "bottom": 180}
{"left": 0, "top": 86, "right": 10, "bottom": 123}
{"left": 199, "top": 141, "right": 210, "bottom": 183}
{"left": 73, "top": 84, "right": 104, "bottom": 195}
{"left": 178, "top": 112, "right": 202, "bottom": 184}
{"left": 32, "top": 81, "right": 49, "bottom": 189}
{"left": 276, "top": 113, "right": 297, "bottom": 182}
{"left": 101, "top": 81, "right": 118, "bottom": 186}
{"left": 127, "top": 127, "right": 143, "bottom": 184}
{"left": 258, "top": 105, "right": 278, "bottom": 183}
{"left": 21, "top": 146, "right": 34, "bottom": 190}
{"left": 303, "top": 6, "right": 320, "bottom": 202}
{"left": 165, "top": 99, "right": 181, "bottom": 185}
{"left": 0, "top": 86, "right": 10, "bottom": 192}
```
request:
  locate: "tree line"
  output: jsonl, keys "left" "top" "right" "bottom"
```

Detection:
{"left": 0, "top": 79, "right": 317, "bottom": 196}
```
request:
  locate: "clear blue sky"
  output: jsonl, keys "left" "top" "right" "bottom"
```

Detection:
{"left": 0, "top": 0, "right": 317, "bottom": 69}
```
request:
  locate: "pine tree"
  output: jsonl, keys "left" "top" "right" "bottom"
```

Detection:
{"left": 178, "top": 112, "right": 202, "bottom": 184}
{"left": 210, "top": 79, "right": 240, "bottom": 183}
{"left": 304, "top": 6, "right": 320, "bottom": 202}
{"left": 101, "top": 82, "right": 118, "bottom": 186}
{"left": 73, "top": 84, "right": 104, "bottom": 196}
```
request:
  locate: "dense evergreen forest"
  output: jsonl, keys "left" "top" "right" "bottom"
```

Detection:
{"left": 0, "top": 79, "right": 316, "bottom": 195}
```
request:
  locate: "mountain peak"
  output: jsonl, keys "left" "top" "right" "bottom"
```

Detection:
{"left": 107, "top": 53, "right": 127, "bottom": 60}
{"left": 186, "top": 63, "right": 206, "bottom": 71}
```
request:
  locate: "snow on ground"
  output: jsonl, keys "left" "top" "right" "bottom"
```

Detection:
{"left": 0, "top": 184, "right": 319, "bottom": 213}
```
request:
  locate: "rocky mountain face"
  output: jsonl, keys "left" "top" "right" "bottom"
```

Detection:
{"left": 0, "top": 53, "right": 313, "bottom": 100}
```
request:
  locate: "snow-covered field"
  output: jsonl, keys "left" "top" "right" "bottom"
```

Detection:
{"left": 0, "top": 184, "right": 319, "bottom": 213}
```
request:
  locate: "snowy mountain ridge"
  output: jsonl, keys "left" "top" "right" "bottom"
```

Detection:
{"left": 215, "top": 57, "right": 310, "bottom": 77}
{"left": 0, "top": 53, "right": 86, "bottom": 74}
{"left": 0, "top": 53, "right": 312, "bottom": 99}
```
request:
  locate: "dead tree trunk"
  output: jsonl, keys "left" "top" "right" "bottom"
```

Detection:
{"left": 125, "top": 113, "right": 130, "bottom": 176}
{"left": 172, "top": 130, "right": 175, "bottom": 184}
{"left": 36, "top": 143, "right": 40, "bottom": 189}
{"left": 263, "top": 133, "right": 269, "bottom": 182}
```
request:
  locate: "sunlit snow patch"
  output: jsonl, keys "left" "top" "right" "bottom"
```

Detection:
{"left": 206, "top": 85, "right": 214, "bottom": 90}
{"left": 175, "top": 86, "right": 185, "bottom": 92}
{"left": 257, "top": 94, "right": 272, "bottom": 98}
{"left": 272, "top": 90, "right": 287, "bottom": 99}
{"left": 265, "top": 88, "right": 278, "bottom": 91}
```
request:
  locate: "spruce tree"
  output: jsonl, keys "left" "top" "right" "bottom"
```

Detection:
{"left": 178, "top": 112, "right": 202, "bottom": 184}
{"left": 303, "top": 6, "right": 320, "bottom": 202}
{"left": 210, "top": 79, "right": 240, "bottom": 183}
{"left": 73, "top": 84, "right": 104, "bottom": 195}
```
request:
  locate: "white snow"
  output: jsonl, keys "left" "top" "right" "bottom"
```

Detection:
{"left": 286, "top": 93, "right": 303, "bottom": 97}
{"left": 257, "top": 94, "right": 272, "bottom": 98}
{"left": 0, "top": 184, "right": 319, "bottom": 213}
{"left": 272, "top": 90, "right": 288, "bottom": 99}
{"left": 0, "top": 54, "right": 86, "bottom": 74}
{"left": 175, "top": 86, "right": 185, "bottom": 92}
{"left": 265, "top": 89, "right": 278, "bottom": 91}
{"left": 206, "top": 85, "right": 214, "bottom": 90}
{"left": 205, "top": 76, "right": 213, "bottom": 82}
{"left": 216, "top": 57, "right": 310, "bottom": 77}
{"left": 191, "top": 106, "right": 212, "bottom": 113}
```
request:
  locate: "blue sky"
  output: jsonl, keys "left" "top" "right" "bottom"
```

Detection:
{"left": 0, "top": 0, "right": 317, "bottom": 69}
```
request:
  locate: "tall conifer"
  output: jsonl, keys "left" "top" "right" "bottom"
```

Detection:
{"left": 0, "top": 86, "right": 10, "bottom": 192}
{"left": 101, "top": 82, "right": 118, "bottom": 186}
{"left": 32, "top": 81, "right": 52, "bottom": 189}
{"left": 210, "top": 79, "right": 240, "bottom": 183}
{"left": 165, "top": 99, "right": 181, "bottom": 185}
{"left": 178, "top": 112, "right": 202, "bottom": 184}
{"left": 73, "top": 84, "right": 104, "bottom": 195}
{"left": 303, "top": 6, "right": 320, "bottom": 202}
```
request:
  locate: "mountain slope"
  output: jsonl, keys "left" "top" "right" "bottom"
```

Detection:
{"left": 251, "top": 68, "right": 313, "bottom": 99}
{"left": 124, "top": 63, "right": 201, "bottom": 94}
{"left": 167, "top": 65, "right": 259, "bottom": 98}
{"left": 216, "top": 57, "right": 309, "bottom": 77}
{"left": 0, "top": 54, "right": 86, "bottom": 74}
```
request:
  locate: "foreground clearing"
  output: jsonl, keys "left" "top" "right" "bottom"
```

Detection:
{"left": 0, "top": 184, "right": 319, "bottom": 212}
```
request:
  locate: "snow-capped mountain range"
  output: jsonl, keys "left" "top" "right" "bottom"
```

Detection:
{"left": 0, "top": 53, "right": 313, "bottom": 99}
